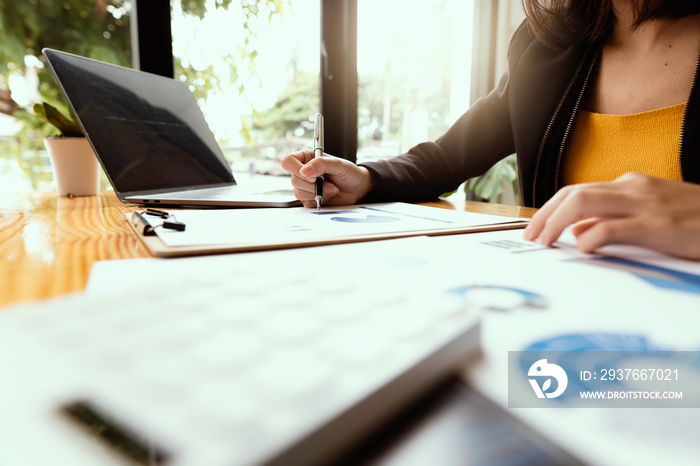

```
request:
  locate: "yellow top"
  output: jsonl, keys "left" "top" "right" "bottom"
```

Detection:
{"left": 561, "top": 103, "right": 685, "bottom": 186}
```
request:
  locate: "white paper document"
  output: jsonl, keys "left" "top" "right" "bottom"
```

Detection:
{"left": 134, "top": 202, "right": 525, "bottom": 248}
{"left": 426, "top": 229, "right": 700, "bottom": 466}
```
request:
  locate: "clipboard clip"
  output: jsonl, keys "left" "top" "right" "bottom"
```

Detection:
{"left": 132, "top": 209, "right": 186, "bottom": 236}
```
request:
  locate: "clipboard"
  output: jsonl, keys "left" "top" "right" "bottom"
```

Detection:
{"left": 127, "top": 203, "right": 530, "bottom": 258}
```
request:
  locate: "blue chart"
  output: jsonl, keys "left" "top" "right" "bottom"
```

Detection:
{"left": 574, "top": 256, "right": 700, "bottom": 295}
{"left": 311, "top": 210, "right": 401, "bottom": 224}
{"left": 281, "top": 226, "right": 310, "bottom": 233}
{"left": 524, "top": 332, "right": 659, "bottom": 353}
{"left": 449, "top": 285, "right": 548, "bottom": 312}
{"left": 331, "top": 215, "right": 400, "bottom": 224}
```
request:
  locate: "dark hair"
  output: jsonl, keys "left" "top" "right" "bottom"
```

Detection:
{"left": 521, "top": 0, "right": 700, "bottom": 48}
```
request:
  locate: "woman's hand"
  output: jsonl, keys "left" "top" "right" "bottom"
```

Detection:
{"left": 523, "top": 173, "right": 700, "bottom": 260}
{"left": 281, "top": 149, "right": 375, "bottom": 208}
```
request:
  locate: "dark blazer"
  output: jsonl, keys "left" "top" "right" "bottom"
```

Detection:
{"left": 361, "top": 21, "right": 700, "bottom": 208}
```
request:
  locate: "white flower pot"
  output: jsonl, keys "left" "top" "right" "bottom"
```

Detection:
{"left": 43, "top": 137, "right": 100, "bottom": 197}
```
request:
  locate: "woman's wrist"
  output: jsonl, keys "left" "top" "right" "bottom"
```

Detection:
{"left": 356, "top": 166, "right": 378, "bottom": 202}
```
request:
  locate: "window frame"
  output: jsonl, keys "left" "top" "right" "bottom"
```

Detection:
{"left": 132, "top": 0, "right": 174, "bottom": 78}
{"left": 320, "top": 0, "right": 358, "bottom": 162}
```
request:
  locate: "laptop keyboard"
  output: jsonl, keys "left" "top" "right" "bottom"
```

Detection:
{"left": 1, "top": 240, "right": 480, "bottom": 466}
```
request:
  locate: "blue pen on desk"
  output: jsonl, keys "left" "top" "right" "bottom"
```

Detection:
{"left": 313, "top": 113, "right": 324, "bottom": 211}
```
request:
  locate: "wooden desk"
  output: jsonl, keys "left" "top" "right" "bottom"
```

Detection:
{"left": 0, "top": 191, "right": 147, "bottom": 307}
{"left": 0, "top": 190, "right": 536, "bottom": 308}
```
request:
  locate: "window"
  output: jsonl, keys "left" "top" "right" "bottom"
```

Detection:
{"left": 171, "top": 0, "right": 320, "bottom": 180}
{"left": 356, "top": 0, "right": 476, "bottom": 163}
{"left": 1, "top": 0, "right": 524, "bottom": 200}
{"left": 0, "top": 0, "right": 132, "bottom": 193}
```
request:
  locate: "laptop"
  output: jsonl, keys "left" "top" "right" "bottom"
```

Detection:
{"left": 42, "top": 48, "right": 300, "bottom": 208}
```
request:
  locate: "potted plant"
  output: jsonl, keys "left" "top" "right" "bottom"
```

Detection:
{"left": 34, "top": 102, "right": 99, "bottom": 197}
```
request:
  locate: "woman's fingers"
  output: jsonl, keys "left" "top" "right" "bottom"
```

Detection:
{"left": 522, "top": 174, "right": 700, "bottom": 260}
{"left": 284, "top": 150, "right": 345, "bottom": 207}
{"left": 293, "top": 178, "right": 340, "bottom": 202}
{"left": 576, "top": 212, "right": 700, "bottom": 259}
{"left": 523, "top": 183, "right": 597, "bottom": 241}
{"left": 280, "top": 149, "right": 315, "bottom": 177}
{"left": 570, "top": 217, "right": 602, "bottom": 237}
{"left": 543, "top": 190, "right": 638, "bottom": 245}
{"left": 283, "top": 150, "right": 375, "bottom": 207}
{"left": 283, "top": 151, "right": 349, "bottom": 185}
{"left": 525, "top": 185, "right": 637, "bottom": 246}
{"left": 298, "top": 154, "right": 353, "bottom": 181}
{"left": 523, "top": 186, "right": 575, "bottom": 241}
{"left": 573, "top": 216, "right": 648, "bottom": 253}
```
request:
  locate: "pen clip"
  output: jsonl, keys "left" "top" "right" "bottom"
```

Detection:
{"left": 314, "top": 113, "right": 324, "bottom": 151}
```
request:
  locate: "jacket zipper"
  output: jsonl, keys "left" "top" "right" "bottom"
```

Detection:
{"left": 678, "top": 49, "right": 700, "bottom": 180}
{"left": 531, "top": 47, "right": 592, "bottom": 207}
{"left": 553, "top": 46, "right": 601, "bottom": 191}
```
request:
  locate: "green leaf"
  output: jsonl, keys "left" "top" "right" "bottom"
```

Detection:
{"left": 32, "top": 102, "right": 48, "bottom": 121}
{"left": 461, "top": 154, "right": 519, "bottom": 202}
{"left": 33, "top": 102, "right": 83, "bottom": 137}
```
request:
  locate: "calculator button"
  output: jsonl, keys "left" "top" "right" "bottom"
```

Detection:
{"left": 190, "top": 334, "right": 266, "bottom": 372}
{"left": 250, "top": 352, "right": 332, "bottom": 404}
{"left": 319, "top": 327, "right": 390, "bottom": 367}
{"left": 257, "top": 313, "right": 322, "bottom": 345}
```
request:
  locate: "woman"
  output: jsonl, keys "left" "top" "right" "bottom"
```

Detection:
{"left": 281, "top": 0, "right": 700, "bottom": 260}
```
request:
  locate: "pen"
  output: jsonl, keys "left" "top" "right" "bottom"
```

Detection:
{"left": 313, "top": 113, "right": 324, "bottom": 211}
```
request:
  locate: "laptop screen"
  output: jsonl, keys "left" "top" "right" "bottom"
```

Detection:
{"left": 43, "top": 49, "right": 234, "bottom": 195}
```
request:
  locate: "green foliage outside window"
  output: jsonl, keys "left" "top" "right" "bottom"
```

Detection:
{"left": 174, "top": 0, "right": 298, "bottom": 146}
{"left": 0, "top": 0, "right": 295, "bottom": 190}
{"left": 250, "top": 71, "right": 319, "bottom": 140}
{"left": 0, "top": 0, "right": 131, "bottom": 188}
